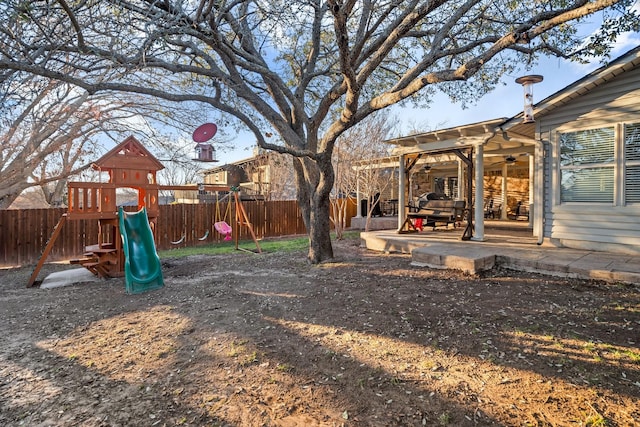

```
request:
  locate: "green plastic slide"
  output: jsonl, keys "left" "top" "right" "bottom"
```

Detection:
{"left": 118, "top": 207, "right": 164, "bottom": 294}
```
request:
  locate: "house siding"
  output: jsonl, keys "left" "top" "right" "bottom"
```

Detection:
{"left": 538, "top": 66, "right": 640, "bottom": 255}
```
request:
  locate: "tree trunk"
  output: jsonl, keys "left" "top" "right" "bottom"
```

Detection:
{"left": 331, "top": 199, "right": 346, "bottom": 240}
{"left": 42, "top": 179, "right": 67, "bottom": 207}
{"left": 0, "top": 181, "right": 31, "bottom": 209}
{"left": 308, "top": 190, "right": 334, "bottom": 263}
{"left": 292, "top": 153, "right": 335, "bottom": 263}
{"left": 0, "top": 193, "right": 21, "bottom": 209}
{"left": 293, "top": 158, "right": 311, "bottom": 230}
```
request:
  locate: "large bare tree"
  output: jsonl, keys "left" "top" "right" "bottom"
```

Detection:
{"left": 0, "top": 71, "right": 219, "bottom": 208}
{"left": 0, "top": 76, "right": 108, "bottom": 208}
{"left": 1, "top": 0, "right": 636, "bottom": 261}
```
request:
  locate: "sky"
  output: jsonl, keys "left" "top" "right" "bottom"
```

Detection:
{"left": 215, "top": 32, "right": 640, "bottom": 165}
{"left": 391, "top": 33, "right": 640, "bottom": 135}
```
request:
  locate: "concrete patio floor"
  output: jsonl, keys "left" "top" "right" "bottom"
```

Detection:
{"left": 358, "top": 219, "right": 640, "bottom": 285}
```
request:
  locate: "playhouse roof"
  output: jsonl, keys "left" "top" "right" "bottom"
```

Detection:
{"left": 92, "top": 136, "right": 165, "bottom": 172}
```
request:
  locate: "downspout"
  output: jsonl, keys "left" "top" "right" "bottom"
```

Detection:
{"left": 534, "top": 138, "right": 545, "bottom": 245}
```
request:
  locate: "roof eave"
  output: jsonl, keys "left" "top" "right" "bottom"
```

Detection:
{"left": 502, "top": 45, "right": 640, "bottom": 129}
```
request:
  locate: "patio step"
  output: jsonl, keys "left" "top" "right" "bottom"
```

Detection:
{"left": 362, "top": 230, "right": 640, "bottom": 285}
{"left": 411, "top": 243, "right": 496, "bottom": 274}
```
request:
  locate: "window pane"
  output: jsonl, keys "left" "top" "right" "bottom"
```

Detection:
{"left": 624, "top": 123, "right": 640, "bottom": 203}
{"left": 560, "top": 127, "right": 615, "bottom": 166}
{"left": 625, "top": 123, "right": 640, "bottom": 162}
{"left": 626, "top": 166, "right": 640, "bottom": 203}
{"left": 561, "top": 167, "right": 614, "bottom": 203}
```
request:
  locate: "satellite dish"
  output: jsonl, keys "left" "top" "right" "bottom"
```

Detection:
{"left": 192, "top": 123, "right": 218, "bottom": 142}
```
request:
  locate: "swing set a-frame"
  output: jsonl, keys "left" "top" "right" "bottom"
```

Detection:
{"left": 27, "top": 136, "right": 261, "bottom": 288}
{"left": 165, "top": 184, "right": 262, "bottom": 252}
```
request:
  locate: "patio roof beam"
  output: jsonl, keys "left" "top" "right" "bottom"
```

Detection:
{"left": 497, "top": 128, "right": 538, "bottom": 144}
{"left": 484, "top": 145, "right": 534, "bottom": 156}
{"left": 405, "top": 153, "right": 423, "bottom": 173}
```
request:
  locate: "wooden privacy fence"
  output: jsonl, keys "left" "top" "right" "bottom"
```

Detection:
{"left": 155, "top": 200, "right": 308, "bottom": 248}
{"left": 0, "top": 200, "right": 356, "bottom": 267}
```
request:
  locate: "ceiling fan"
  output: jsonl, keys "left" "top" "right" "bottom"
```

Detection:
{"left": 493, "top": 154, "right": 523, "bottom": 166}
{"left": 505, "top": 155, "right": 517, "bottom": 165}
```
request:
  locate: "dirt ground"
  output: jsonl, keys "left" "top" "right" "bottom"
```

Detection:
{"left": 1, "top": 238, "right": 639, "bottom": 427}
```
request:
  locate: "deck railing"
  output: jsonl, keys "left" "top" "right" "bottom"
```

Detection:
{"left": 67, "top": 182, "right": 118, "bottom": 217}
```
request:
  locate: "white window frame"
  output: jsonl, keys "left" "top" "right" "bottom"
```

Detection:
{"left": 623, "top": 122, "right": 640, "bottom": 204}
{"left": 555, "top": 122, "right": 640, "bottom": 206}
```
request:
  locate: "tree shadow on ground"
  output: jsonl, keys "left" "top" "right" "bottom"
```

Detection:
{"left": 1, "top": 246, "right": 638, "bottom": 426}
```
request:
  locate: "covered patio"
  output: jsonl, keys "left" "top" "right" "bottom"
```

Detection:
{"left": 377, "top": 117, "right": 541, "bottom": 242}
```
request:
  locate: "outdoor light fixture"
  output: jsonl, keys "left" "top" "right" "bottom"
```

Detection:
{"left": 423, "top": 164, "right": 432, "bottom": 171}
{"left": 515, "top": 74, "right": 543, "bottom": 123}
{"left": 505, "top": 155, "right": 517, "bottom": 164}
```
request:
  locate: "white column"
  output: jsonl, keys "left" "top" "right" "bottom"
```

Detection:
{"left": 457, "top": 160, "right": 464, "bottom": 200}
{"left": 472, "top": 144, "right": 485, "bottom": 241}
{"left": 397, "top": 154, "right": 406, "bottom": 230}
{"left": 501, "top": 163, "right": 508, "bottom": 220}
{"left": 533, "top": 143, "right": 544, "bottom": 239}
{"left": 529, "top": 155, "right": 534, "bottom": 227}
{"left": 355, "top": 171, "right": 362, "bottom": 218}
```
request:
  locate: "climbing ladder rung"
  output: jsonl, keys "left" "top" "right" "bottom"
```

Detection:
{"left": 82, "top": 262, "right": 100, "bottom": 268}
{"left": 90, "top": 248, "right": 118, "bottom": 254}
{"left": 70, "top": 258, "right": 96, "bottom": 265}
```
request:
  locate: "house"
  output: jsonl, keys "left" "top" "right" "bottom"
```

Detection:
{"left": 502, "top": 45, "right": 640, "bottom": 255}
{"left": 202, "top": 148, "right": 296, "bottom": 200}
{"left": 386, "top": 45, "right": 640, "bottom": 255}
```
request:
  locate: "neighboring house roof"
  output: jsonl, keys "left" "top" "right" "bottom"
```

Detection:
{"left": 202, "top": 151, "right": 269, "bottom": 174}
{"left": 7, "top": 187, "right": 51, "bottom": 210}
{"left": 117, "top": 195, "right": 175, "bottom": 206}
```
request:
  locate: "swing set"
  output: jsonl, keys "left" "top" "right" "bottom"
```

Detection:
{"left": 169, "top": 185, "right": 261, "bottom": 253}
{"left": 214, "top": 192, "right": 233, "bottom": 241}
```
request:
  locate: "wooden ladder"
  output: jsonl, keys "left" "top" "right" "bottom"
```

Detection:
{"left": 27, "top": 214, "right": 67, "bottom": 288}
{"left": 71, "top": 246, "right": 120, "bottom": 278}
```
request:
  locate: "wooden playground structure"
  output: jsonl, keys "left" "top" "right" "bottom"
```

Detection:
{"left": 27, "top": 136, "right": 261, "bottom": 288}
